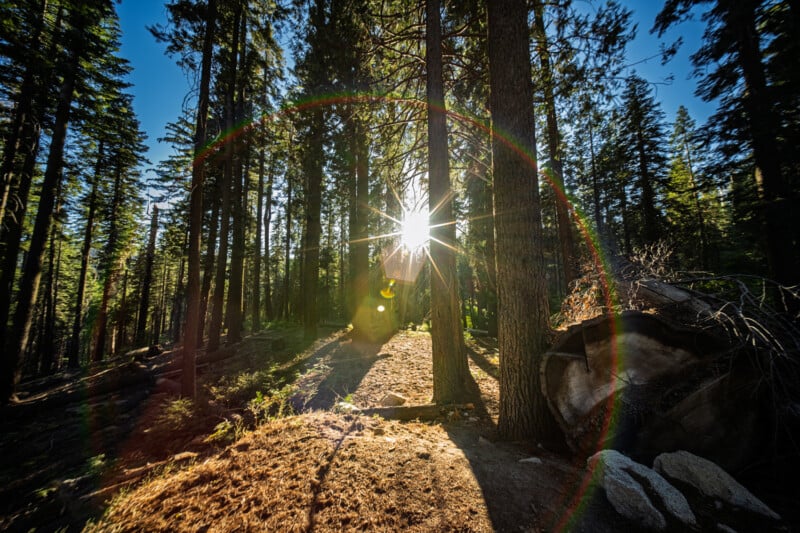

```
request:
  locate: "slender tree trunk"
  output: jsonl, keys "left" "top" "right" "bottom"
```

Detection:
{"left": 263, "top": 153, "right": 275, "bottom": 322}
{"left": 302, "top": 108, "right": 324, "bottom": 339}
{"left": 68, "top": 147, "right": 102, "bottom": 366}
{"left": 136, "top": 203, "right": 158, "bottom": 346}
{"left": 1, "top": 9, "right": 88, "bottom": 401}
{"left": 349, "top": 119, "right": 370, "bottom": 337}
{"left": 282, "top": 174, "right": 293, "bottom": 320}
{"left": 588, "top": 121, "right": 604, "bottom": 239}
{"left": 532, "top": 0, "right": 577, "bottom": 288}
{"left": 171, "top": 233, "right": 187, "bottom": 344}
{"left": 199, "top": 174, "right": 220, "bottom": 344}
{"left": 488, "top": 0, "right": 560, "bottom": 443}
{"left": 182, "top": 0, "right": 217, "bottom": 399}
{"left": 117, "top": 266, "right": 128, "bottom": 352}
{"left": 253, "top": 146, "right": 265, "bottom": 332}
{"left": 426, "top": 0, "right": 469, "bottom": 404}
{"left": 39, "top": 196, "right": 60, "bottom": 374}
{"left": 208, "top": 3, "right": 240, "bottom": 351}
{"left": 226, "top": 7, "right": 247, "bottom": 343}
{"left": 92, "top": 162, "right": 124, "bottom": 363}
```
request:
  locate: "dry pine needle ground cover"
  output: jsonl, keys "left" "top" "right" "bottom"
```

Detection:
{"left": 87, "top": 329, "right": 624, "bottom": 532}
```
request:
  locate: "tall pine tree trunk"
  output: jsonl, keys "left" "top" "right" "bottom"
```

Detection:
{"left": 426, "top": 0, "right": 469, "bottom": 404}
{"left": 302, "top": 108, "right": 324, "bottom": 339}
{"left": 68, "top": 145, "right": 102, "bottom": 366}
{"left": 226, "top": 8, "right": 247, "bottom": 343}
{"left": 263, "top": 153, "right": 275, "bottom": 322}
{"left": 253, "top": 147, "right": 265, "bottom": 331}
{"left": 348, "top": 119, "right": 370, "bottom": 337}
{"left": 92, "top": 162, "right": 124, "bottom": 362}
{"left": 282, "top": 174, "right": 293, "bottom": 320}
{"left": 182, "top": 0, "right": 217, "bottom": 398}
{"left": 199, "top": 175, "right": 220, "bottom": 344}
{"left": 488, "top": 0, "right": 560, "bottom": 443}
{"left": 136, "top": 204, "right": 158, "bottom": 346}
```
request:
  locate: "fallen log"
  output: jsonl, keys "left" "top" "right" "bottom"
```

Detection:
{"left": 359, "top": 403, "right": 474, "bottom": 421}
{"left": 2, "top": 362, "right": 154, "bottom": 421}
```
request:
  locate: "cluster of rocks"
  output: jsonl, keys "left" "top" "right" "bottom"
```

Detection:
{"left": 590, "top": 449, "right": 784, "bottom": 532}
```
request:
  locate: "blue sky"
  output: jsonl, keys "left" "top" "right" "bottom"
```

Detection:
{"left": 117, "top": 0, "right": 715, "bottom": 171}
{"left": 118, "top": 0, "right": 189, "bottom": 171}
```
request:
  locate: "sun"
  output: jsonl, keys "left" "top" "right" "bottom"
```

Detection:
{"left": 400, "top": 209, "right": 430, "bottom": 251}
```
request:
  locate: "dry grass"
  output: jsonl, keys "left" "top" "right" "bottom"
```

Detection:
{"left": 90, "top": 412, "right": 494, "bottom": 532}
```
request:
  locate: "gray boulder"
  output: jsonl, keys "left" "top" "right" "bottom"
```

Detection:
{"left": 589, "top": 449, "right": 697, "bottom": 531}
{"left": 653, "top": 450, "right": 780, "bottom": 521}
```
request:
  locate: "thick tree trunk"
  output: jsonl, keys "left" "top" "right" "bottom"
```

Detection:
{"left": 488, "top": 0, "right": 560, "bottom": 442}
{"left": 182, "top": 0, "right": 217, "bottom": 399}
{"left": 426, "top": 0, "right": 469, "bottom": 405}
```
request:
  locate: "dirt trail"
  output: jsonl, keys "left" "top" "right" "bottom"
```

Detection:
{"left": 2, "top": 327, "right": 629, "bottom": 532}
{"left": 87, "top": 329, "right": 627, "bottom": 532}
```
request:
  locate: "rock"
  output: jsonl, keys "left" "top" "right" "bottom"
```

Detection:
{"left": 589, "top": 449, "right": 697, "bottom": 531}
{"left": 518, "top": 457, "right": 542, "bottom": 465}
{"left": 334, "top": 401, "right": 361, "bottom": 414}
{"left": 653, "top": 450, "right": 780, "bottom": 521}
{"left": 380, "top": 392, "right": 407, "bottom": 407}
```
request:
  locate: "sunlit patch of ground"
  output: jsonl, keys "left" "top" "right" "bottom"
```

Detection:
{"left": 89, "top": 411, "right": 496, "bottom": 532}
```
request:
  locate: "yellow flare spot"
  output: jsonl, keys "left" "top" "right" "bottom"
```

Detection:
{"left": 380, "top": 287, "right": 395, "bottom": 299}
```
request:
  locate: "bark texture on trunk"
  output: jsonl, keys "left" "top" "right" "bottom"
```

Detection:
{"left": 488, "top": 0, "right": 560, "bottom": 442}
{"left": 426, "top": 0, "right": 469, "bottom": 404}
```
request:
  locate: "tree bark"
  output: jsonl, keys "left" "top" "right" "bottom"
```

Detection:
{"left": 348, "top": 118, "right": 370, "bottom": 337}
{"left": 67, "top": 146, "right": 103, "bottom": 366}
{"left": 302, "top": 107, "right": 324, "bottom": 339}
{"left": 136, "top": 204, "right": 158, "bottom": 346}
{"left": 488, "top": 0, "right": 559, "bottom": 442}
{"left": 225, "top": 7, "right": 247, "bottom": 344}
{"left": 92, "top": 161, "right": 124, "bottom": 363}
{"left": 207, "top": 9, "right": 239, "bottom": 352}
{"left": 182, "top": 0, "right": 217, "bottom": 399}
{"left": 426, "top": 0, "right": 469, "bottom": 404}
{"left": 263, "top": 153, "right": 275, "bottom": 322}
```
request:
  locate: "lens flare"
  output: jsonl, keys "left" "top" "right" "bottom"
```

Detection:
{"left": 400, "top": 209, "right": 429, "bottom": 252}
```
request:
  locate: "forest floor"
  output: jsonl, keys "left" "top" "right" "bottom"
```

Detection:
{"left": 0, "top": 325, "right": 699, "bottom": 531}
